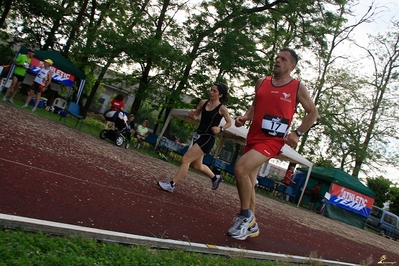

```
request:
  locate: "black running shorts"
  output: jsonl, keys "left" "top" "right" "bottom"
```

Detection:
{"left": 194, "top": 133, "right": 215, "bottom": 154}
{"left": 13, "top": 73, "right": 25, "bottom": 82}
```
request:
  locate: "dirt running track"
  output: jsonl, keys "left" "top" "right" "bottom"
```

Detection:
{"left": 0, "top": 102, "right": 398, "bottom": 265}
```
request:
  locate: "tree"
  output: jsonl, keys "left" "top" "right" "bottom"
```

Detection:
{"left": 0, "top": 0, "right": 13, "bottom": 28}
{"left": 349, "top": 22, "right": 399, "bottom": 177}
{"left": 388, "top": 186, "right": 399, "bottom": 216}
{"left": 155, "top": 0, "right": 346, "bottom": 134}
{"left": 367, "top": 176, "right": 391, "bottom": 208}
{"left": 316, "top": 21, "right": 399, "bottom": 178}
{"left": 296, "top": 1, "right": 374, "bottom": 169}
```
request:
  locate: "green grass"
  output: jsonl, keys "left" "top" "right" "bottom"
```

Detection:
{"left": 0, "top": 229, "right": 289, "bottom": 266}
{"left": 3, "top": 94, "right": 103, "bottom": 135}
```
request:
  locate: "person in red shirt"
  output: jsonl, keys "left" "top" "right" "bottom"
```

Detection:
{"left": 104, "top": 94, "right": 125, "bottom": 129}
{"left": 276, "top": 166, "right": 295, "bottom": 199}
{"left": 110, "top": 94, "right": 125, "bottom": 111}
{"left": 283, "top": 166, "right": 294, "bottom": 186}
{"left": 227, "top": 48, "right": 318, "bottom": 240}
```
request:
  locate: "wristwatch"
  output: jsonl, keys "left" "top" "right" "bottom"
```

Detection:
{"left": 219, "top": 126, "right": 224, "bottom": 132}
{"left": 294, "top": 129, "right": 303, "bottom": 137}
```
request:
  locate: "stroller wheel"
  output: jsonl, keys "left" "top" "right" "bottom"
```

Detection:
{"left": 100, "top": 130, "right": 108, "bottom": 139}
{"left": 115, "top": 135, "right": 124, "bottom": 146}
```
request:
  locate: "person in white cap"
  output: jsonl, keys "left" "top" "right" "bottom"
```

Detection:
{"left": 2, "top": 48, "right": 35, "bottom": 103}
{"left": 22, "top": 59, "right": 53, "bottom": 112}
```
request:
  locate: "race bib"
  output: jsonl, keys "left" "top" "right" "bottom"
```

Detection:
{"left": 261, "top": 114, "right": 289, "bottom": 137}
{"left": 193, "top": 131, "right": 200, "bottom": 141}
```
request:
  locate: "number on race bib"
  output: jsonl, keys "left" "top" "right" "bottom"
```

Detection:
{"left": 261, "top": 114, "right": 289, "bottom": 137}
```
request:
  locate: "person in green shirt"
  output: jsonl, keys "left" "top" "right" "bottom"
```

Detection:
{"left": 2, "top": 48, "right": 35, "bottom": 103}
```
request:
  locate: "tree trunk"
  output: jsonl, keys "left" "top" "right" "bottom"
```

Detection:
{"left": 0, "top": 0, "right": 13, "bottom": 29}
{"left": 63, "top": 0, "right": 90, "bottom": 57}
{"left": 129, "top": 0, "right": 169, "bottom": 116}
{"left": 81, "top": 60, "right": 113, "bottom": 117}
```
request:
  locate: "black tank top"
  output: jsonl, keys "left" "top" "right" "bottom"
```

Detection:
{"left": 197, "top": 100, "right": 223, "bottom": 135}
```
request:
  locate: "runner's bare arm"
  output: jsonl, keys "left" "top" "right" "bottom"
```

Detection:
{"left": 189, "top": 99, "right": 206, "bottom": 120}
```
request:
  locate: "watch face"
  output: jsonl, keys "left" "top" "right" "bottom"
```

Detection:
{"left": 295, "top": 130, "right": 302, "bottom": 136}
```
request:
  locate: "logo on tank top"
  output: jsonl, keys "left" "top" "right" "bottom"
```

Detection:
{"left": 280, "top": 92, "right": 292, "bottom": 103}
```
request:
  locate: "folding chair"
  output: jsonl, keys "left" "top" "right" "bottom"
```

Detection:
{"left": 223, "top": 163, "right": 235, "bottom": 182}
{"left": 143, "top": 133, "right": 158, "bottom": 151}
{"left": 59, "top": 102, "right": 84, "bottom": 129}
{"left": 53, "top": 98, "right": 67, "bottom": 110}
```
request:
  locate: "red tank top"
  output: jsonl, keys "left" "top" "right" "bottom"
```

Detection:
{"left": 247, "top": 76, "right": 299, "bottom": 143}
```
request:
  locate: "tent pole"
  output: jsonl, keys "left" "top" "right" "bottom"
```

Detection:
{"left": 155, "top": 112, "right": 173, "bottom": 150}
{"left": 76, "top": 79, "right": 86, "bottom": 103}
{"left": 1, "top": 51, "right": 20, "bottom": 91}
{"left": 297, "top": 165, "right": 313, "bottom": 208}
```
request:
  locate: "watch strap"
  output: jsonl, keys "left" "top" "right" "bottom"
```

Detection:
{"left": 294, "top": 129, "right": 302, "bottom": 137}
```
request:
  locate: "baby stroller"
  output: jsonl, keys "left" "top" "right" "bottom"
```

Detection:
{"left": 100, "top": 110, "right": 130, "bottom": 147}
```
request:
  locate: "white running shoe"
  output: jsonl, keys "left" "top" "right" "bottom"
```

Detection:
{"left": 9, "top": 98, "right": 14, "bottom": 103}
{"left": 157, "top": 181, "right": 174, "bottom": 193}
{"left": 247, "top": 221, "right": 260, "bottom": 239}
{"left": 227, "top": 210, "right": 255, "bottom": 240}
{"left": 32, "top": 107, "right": 36, "bottom": 112}
{"left": 212, "top": 175, "right": 223, "bottom": 190}
{"left": 22, "top": 104, "right": 28, "bottom": 108}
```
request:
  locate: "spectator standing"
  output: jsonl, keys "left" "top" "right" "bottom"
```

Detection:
{"left": 22, "top": 59, "right": 53, "bottom": 112}
{"left": 282, "top": 166, "right": 295, "bottom": 186}
{"left": 3, "top": 48, "right": 35, "bottom": 103}
{"left": 104, "top": 94, "right": 125, "bottom": 129}
{"left": 277, "top": 166, "right": 295, "bottom": 199}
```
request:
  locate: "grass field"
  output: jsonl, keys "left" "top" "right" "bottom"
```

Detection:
{"left": 0, "top": 228, "right": 294, "bottom": 266}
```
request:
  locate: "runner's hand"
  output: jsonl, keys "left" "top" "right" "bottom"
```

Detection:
{"left": 188, "top": 110, "right": 196, "bottom": 119}
{"left": 284, "top": 132, "right": 299, "bottom": 147}
{"left": 235, "top": 116, "right": 247, "bottom": 127}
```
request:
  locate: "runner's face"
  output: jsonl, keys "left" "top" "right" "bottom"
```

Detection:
{"left": 210, "top": 85, "right": 222, "bottom": 100}
{"left": 273, "top": 51, "right": 295, "bottom": 76}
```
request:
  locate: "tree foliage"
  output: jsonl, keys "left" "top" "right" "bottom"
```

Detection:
{"left": 367, "top": 176, "right": 391, "bottom": 208}
{"left": 389, "top": 186, "right": 399, "bottom": 216}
